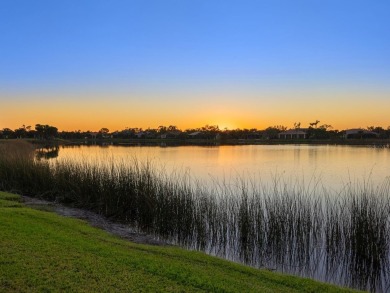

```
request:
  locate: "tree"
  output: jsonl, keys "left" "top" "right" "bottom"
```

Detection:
{"left": 263, "top": 125, "right": 287, "bottom": 139}
{"left": 168, "top": 125, "right": 178, "bottom": 132}
{"left": 35, "top": 124, "right": 45, "bottom": 138}
{"left": 46, "top": 126, "right": 58, "bottom": 138}
{"left": 1, "top": 128, "right": 14, "bottom": 139}
{"left": 320, "top": 124, "right": 332, "bottom": 130}
{"left": 309, "top": 120, "right": 320, "bottom": 128}
{"left": 367, "top": 126, "right": 387, "bottom": 138}
{"left": 14, "top": 127, "right": 27, "bottom": 138}
{"left": 158, "top": 126, "right": 167, "bottom": 134}
{"left": 99, "top": 128, "right": 109, "bottom": 134}
{"left": 35, "top": 124, "right": 58, "bottom": 139}
{"left": 307, "top": 123, "right": 332, "bottom": 139}
{"left": 202, "top": 124, "right": 219, "bottom": 132}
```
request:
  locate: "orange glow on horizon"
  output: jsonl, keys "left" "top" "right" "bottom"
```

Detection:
{"left": 1, "top": 90, "right": 390, "bottom": 132}
{"left": 2, "top": 115, "right": 390, "bottom": 133}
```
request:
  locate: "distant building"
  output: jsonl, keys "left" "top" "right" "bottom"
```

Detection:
{"left": 278, "top": 129, "right": 308, "bottom": 139}
{"left": 188, "top": 131, "right": 202, "bottom": 138}
{"left": 160, "top": 131, "right": 181, "bottom": 139}
{"left": 188, "top": 131, "right": 220, "bottom": 140}
{"left": 344, "top": 129, "right": 379, "bottom": 139}
{"left": 136, "top": 131, "right": 156, "bottom": 139}
{"left": 88, "top": 132, "right": 98, "bottom": 139}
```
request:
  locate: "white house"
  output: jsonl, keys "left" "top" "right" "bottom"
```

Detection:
{"left": 278, "top": 129, "right": 308, "bottom": 139}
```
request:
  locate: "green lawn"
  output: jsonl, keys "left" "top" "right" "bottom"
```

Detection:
{"left": 0, "top": 191, "right": 358, "bottom": 292}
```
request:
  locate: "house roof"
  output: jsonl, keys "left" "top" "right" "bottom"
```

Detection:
{"left": 167, "top": 131, "right": 181, "bottom": 135}
{"left": 345, "top": 129, "right": 378, "bottom": 135}
{"left": 188, "top": 131, "right": 202, "bottom": 136}
{"left": 279, "top": 129, "right": 307, "bottom": 135}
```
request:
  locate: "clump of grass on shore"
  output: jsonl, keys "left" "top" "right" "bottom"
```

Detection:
{"left": 0, "top": 141, "right": 389, "bottom": 292}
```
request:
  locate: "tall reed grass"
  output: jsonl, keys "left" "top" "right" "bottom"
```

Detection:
{"left": 0, "top": 141, "right": 389, "bottom": 292}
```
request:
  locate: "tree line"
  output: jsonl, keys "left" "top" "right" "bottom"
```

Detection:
{"left": 1, "top": 122, "right": 390, "bottom": 140}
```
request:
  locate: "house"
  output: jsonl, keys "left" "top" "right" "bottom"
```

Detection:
{"left": 344, "top": 129, "right": 379, "bottom": 139}
{"left": 160, "top": 131, "right": 181, "bottom": 139}
{"left": 88, "top": 132, "right": 98, "bottom": 139}
{"left": 188, "top": 131, "right": 220, "bottom": 140}
{"left": 136, "top": 131, "right": 156, "bottom": 139}
{"left": 278, "top": 129, "right": 308, "bottom": 139}
{"left": 136, "top": 132, "right": 146, "bottom": 138}
{"left": 188, "top": 131, "right": 202, "bottom": 138}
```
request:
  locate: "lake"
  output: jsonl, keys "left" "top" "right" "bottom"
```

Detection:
{"left": 54, "top": 144, "right": 390, "bottom": 190}
{"left": 47, "top": 143, "right": 390, "bottom": 292}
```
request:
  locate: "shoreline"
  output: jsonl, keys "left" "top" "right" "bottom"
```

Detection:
{"left": 3, "top": 137, "right": 390, "bottom": 147}
{"left": 22, "top": 196, "right": 167, "bottom": 246}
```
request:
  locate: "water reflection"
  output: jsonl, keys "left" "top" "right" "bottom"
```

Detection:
{"left": 178, "top": 182, "right": 390, "bottom": 292}
{"left": 54, "top": 144, "right": 390, "bottom": 191}
{"left": 36, "top": 146, "right": 60, "bottom": 160}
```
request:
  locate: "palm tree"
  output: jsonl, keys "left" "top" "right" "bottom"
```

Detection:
{"left": 309, "top": 120, "right": 320, "bottom": 128}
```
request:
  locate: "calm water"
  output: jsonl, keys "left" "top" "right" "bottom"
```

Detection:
{"left": 55, "top": 144, "right": 390, "bottom": 190}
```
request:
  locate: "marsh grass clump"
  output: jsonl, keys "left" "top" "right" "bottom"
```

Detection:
{"left": 0, "top": 141, "right": 389, "bottom": 292}
{"left": 342, "top": 182, "right": 390, "bottom": 292}
{"left": 0, "top": 141, "right": 53, "bottom": 196}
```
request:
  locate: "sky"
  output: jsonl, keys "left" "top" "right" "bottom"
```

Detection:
{"left": 1, "top": 0, "right": 389, "bottom": 131}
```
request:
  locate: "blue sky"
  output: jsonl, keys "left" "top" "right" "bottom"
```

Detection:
{"left": 1, "top": 0, "right": 389, "bottom": 130}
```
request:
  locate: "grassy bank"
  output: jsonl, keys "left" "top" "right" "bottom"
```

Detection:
{"left": 0, "top": 192, "right": 356, "bottom": 292}
{"left": 0, "top": 141, "right": 389, "bottom": 291}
